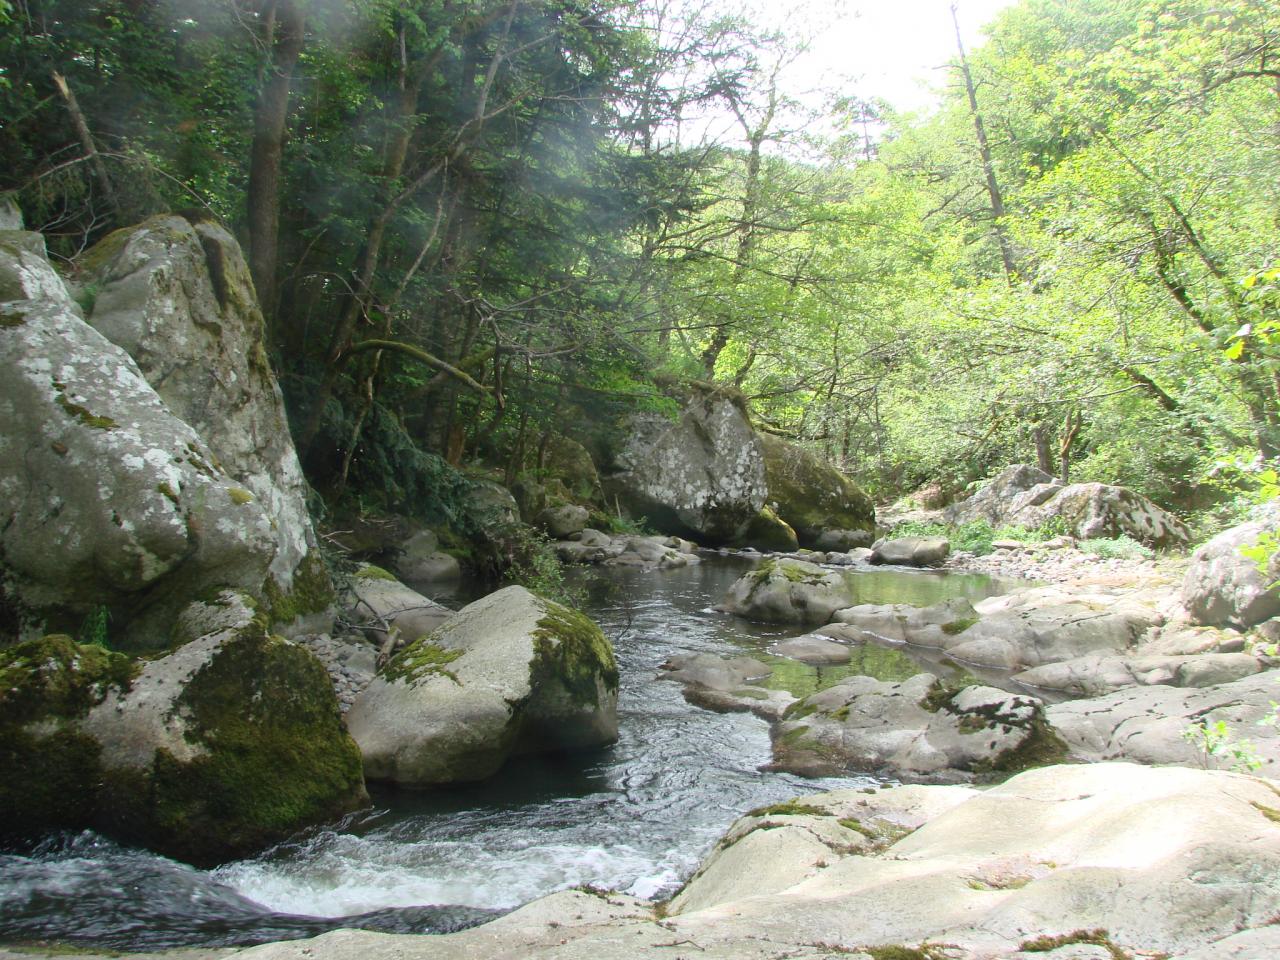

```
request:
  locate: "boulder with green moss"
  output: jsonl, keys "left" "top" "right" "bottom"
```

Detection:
{"left": 1, "top": 621, "right": 366, "bottom": 865}
{"left": 737, "top": 506, "right": 799, "bottom": 552}
{"left": 771, "top": 673, "right": 1064, "bottom": 782}
{"left": 345, "top": 566, "right": 454, "bottom": 658}
{"left": 79, "top": 215, "right": 332, "bottom": 633}
{"left": 759, "top": 433, "right": 874, "bottom": 548}
{"left": 346, "top": 585, "right": 619, "bottom": 786}
{"left": 719, "top": 558, "right": 863, "bottom": 625}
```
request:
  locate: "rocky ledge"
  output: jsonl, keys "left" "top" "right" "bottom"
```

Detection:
{"left": 67, "top": 762, "right": 1280, "bottom": 960}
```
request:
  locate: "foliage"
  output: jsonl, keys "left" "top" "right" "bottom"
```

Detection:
{"left": 1180, "top": 719, "right": 1263, "bottom": 773}
{"left": 1078, "top": 536, "right": 1154, "bottom": 561}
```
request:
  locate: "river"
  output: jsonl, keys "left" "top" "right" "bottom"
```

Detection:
{"left": 0, "top": 556, "right": 1010, "bottom": 951}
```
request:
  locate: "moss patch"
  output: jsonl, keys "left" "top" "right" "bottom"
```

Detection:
{"left": 263, "top": 551, "right": 336, "bottom": 627}
{"left": 354, "top": 563, "right": 398, "bottom": 582}
{"left": 383, "top": 639, "right": 463, "bottom": 685}
{"left": 115, "top": 621, "right": 366, "bottom": 865}
{"left": 1020, "top": 929, "right": 1130, "bottom": 959}
{"left": 227, "top": 487, "right": 255, "bottom": 505}
{"left": 530, "top": 600, "right": 619, "bottom": 709}
{"left": 52, "top": 381, "right": 117, "bottom": 430}
{"left": 1252, "top": 801, "right": 1280, "bottom": 824}
{"left": 0, "top": 636, "right": 138, "bottom": 839}
{"left": 941, "top": 617, "right": 978, "bottom": 636}
{"left": 748, "top": 800, "right": 827, "bottom": 818}
{"left": 865, "top": 946, "right": 954, "bottom": 960}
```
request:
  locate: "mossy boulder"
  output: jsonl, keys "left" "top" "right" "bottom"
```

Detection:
{"left": 738, "top": 506, "right": 800, "bottom": 552}
{"left": 1, "top": 621, "right": 366, "bottom": 865}
{"left": 346, "top": 586, "right": 619, "bottom": 786}
{"left": 719, "top": 558, "right": 863, "bottom": 625}
{"left": 759, "top": 433, "right": 874, "bottom": 548}
{"left": 0, "top": 635, "right": 137, "bottom": 837}
{"left": 80, "top": 215, "right": 333, "bottom": 634}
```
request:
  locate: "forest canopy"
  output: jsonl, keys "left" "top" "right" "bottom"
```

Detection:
{"left": 2, "top": 0, "right": 1277, "bottom": 536}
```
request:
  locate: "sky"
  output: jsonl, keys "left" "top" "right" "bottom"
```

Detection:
{"left": 674, "top": 0, "right": 1021, "bottom": 147}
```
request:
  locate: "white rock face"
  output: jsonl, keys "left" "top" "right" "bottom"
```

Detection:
{"left": 609, "top": 391, "right": 767, "bottom": 542}
{"left": 227, "top": 763, "right": 1280, "bottom": 960}
{"left": 346, "top": 586, "right": 619, "bottom": 786}
{"left": 83, "top": 215, "right": 322, "bottom": 606}
{"left": 0, "top": 297, "right": 276, "bottom": 643}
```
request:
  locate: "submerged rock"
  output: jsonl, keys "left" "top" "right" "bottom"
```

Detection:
{"left": 606, "top": 385, "right": 767, "bottom": 543}
{"left": 771, "top": 674, "right": 1063, "bottom": 782}
{"left": 346, "top": 586, "right": 619, "bottom": 786}
{"left": 719, "top": 558, "right": 861, "bottom": 625}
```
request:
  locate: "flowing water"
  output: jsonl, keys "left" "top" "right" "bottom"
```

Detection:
{"left": 0, "top": 557, "right": 1012, "bottom": 952}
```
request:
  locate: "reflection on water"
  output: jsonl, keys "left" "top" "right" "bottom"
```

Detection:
{"left": 0, "top": 554, "right": 1010, "bottom": 951}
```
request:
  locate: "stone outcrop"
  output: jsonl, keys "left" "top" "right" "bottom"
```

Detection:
{"left": 738, "top": 507, "right": 800, "bottom": 552}
{"left": 1046, "top": 670, "right": 1280, "bottom": 774}
{"left": 946, "top": 464, "right": 1189, "bottom": 546}
{"left": 1, "top": 214, "right": 331, "bottom": 647}
{"left": 659, "top": 653, "right": 795, "bottom": 720}
{"left": 719, "top": 558, "right": 862, "bottom": 625}
{"left": 553, "top": 530, "right": 701, "bottom": 570}
{"left": 80, "top": 215, "right": 329, "bottom": 629}
{"left": 759, "top": 433, "right": 874, "bottom": 547}
{"left": 1014, "top": 650, "right": 1263, "bottom": 697}
{"left": 772, "top": 673, "right": 1063, "bottom": 781}
{"left": 391, "top": 529, "right": 461, "bottom": 583}
{"left": 1182, "top": 505, "right": 1280, "bottom": 627}
{"left": 225, "top": 763, "right": 1280, "bottom": 960}
{"left": 537, "top": 504, "right": 589, "bottom": 539}
{"left": 346, "top": 586, "right": 619, "bottom": 786}
{"left": 343, "top": 566, "right": 453, "bottom": 659}
{"left": 606, "top": 386, "right": 766, "bottom": 543}
{"left": 0, "top": 616, "right": 367, "bottom": 865}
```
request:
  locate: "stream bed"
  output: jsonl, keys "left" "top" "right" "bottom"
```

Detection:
{"left": 0, "top": 557, "right": 1012, "bottom": 951}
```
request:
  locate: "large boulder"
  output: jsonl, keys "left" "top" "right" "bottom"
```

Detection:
{"left": 758, "top": 433, "right": 874, "bottom": 547}
{"left": 606, "top": 386, "right": 766, "bottom": 543}
{"left": 719, "top": 558, "right": 861, "bottom": 625}
{"left": 945, "top": 464, "right": 1054, "bottom": 525}
{"left": 80, "top": 215, "right": 333, "bottom": 631}
{"left": 946, "top": 464, "right": 1189, "bottom": 547}
{"left": 772, "top": 674, "right": 1064, "bottom": 781}
{"left": 1182, "top": 507, "right": 1280, "bottom": 627}
{"left": 346, "top": 586, "right": 619, "bottom": 786}
{"left": 0, "top": 296, "right": 280, "bottom": 646}
{"left": 343, "top": 565, "right": 453, "bottom": 659}
{"left": 738, "top": 506, "right": 800, "bottom": 552}
{"left": 1, "top": 620, "right": 367, "bottom": 865}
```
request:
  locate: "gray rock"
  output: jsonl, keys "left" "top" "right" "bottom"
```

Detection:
{"left": 537, "top": 504, "right": 589, "bottom": 538}
{"left": 0, "top": 296, "right": 281, "bottom": 647}
{"left": 771, "top": 633, "right": 852, "bottom": 664}
{"left": 0, "top": 193, "right": 22, "bottom": 230}
{"left": 660, "top": 653, "right": 795, "bottom": 720}
{"left": 720, "top": 558, "right": 861, "bottom": 624}
{"left": 463, "top": 478, "right": 521, "bottom": 532}
{"left": 346, "top": 568, "right": 453, "bottom": 651}
{"left": 1016, "top": 481, "right": 1190, "bottom": 547}
{"left": 946, "top": 464, "right": 1055, "bottom": 525}
{"left": 346, "top": 586, "right": 619, "bottom": 785}
{"left": 944, "top": 602, "right": 1152, "bottom": 670}
{"left": 82, "top": 216, "right": 329, "bottom": 628}
{"left": 814, "top": 528, "right": 874, "bottom": 551}
{"left": 827, "top": 597, "right": 981, "bottom": 647}
{"left": 1015, "top": 652, "right": 1262, "bottom": 697}
{"left": 772, "top": 674, "right": 1063, "bottom": 781}
{"left": 1047, "top": 670, "right": 1280, "bottom": 773}
{"left": 393, "top": 529, "right": 461, "bottom": 583}
{"left": 870, "top": 536, "right": 950, "bottom": 566}
{"left": 1, "top": 229, "right": 78, "bottom": 308}
{"left": 1182, "top": 509, "right": 1280, "bottom": 627}
{"left": 608, "top": 388, "right": 766, "bottom": 542}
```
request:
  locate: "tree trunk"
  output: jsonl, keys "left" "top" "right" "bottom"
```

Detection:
{"left": 951, "top": 3, "right": 1016, "bottom": 282}
{"left": 247, "top": 0, "right": 305, "bottom": 323}
{"left": 1033, "top": 422, "right": 1053, "bottom": 475}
